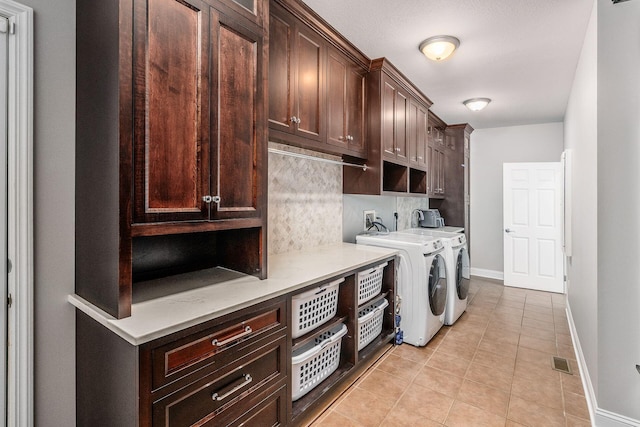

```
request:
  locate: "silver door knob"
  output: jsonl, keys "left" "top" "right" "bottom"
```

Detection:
{"left": 505, "top": 228, "right": 514, "bottom": 233}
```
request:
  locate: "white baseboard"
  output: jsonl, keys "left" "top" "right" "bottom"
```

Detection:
{"left": 565, "top": 302, "right": 597, "bottom": 425}
{"left": 566, "top": 303, "right": 640, "bottom": 427}
{"left": 470, "top": 268, "right": 504, "bottom": 281}
{"left": 595, "top": 409, "right": 640, "bottom": 427}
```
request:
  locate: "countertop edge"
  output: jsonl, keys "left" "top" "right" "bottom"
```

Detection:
{"left": 69, "top": 243, "right": 398, "bottom": 346}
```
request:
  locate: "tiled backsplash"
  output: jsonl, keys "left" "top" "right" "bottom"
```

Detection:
{"left": 268, "top": 142, "right": 429, "bottom": 253}
{"left": 268, "top": 142, "right": 343, "bottom": 255}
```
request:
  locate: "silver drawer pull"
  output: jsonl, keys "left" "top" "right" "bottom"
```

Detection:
{"left": 211, "top": 374, "right": 253, "bottom": 401}
{"left": 211, "top": 325, "right": 252, "bottom": 347}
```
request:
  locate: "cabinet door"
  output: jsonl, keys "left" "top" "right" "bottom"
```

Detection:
{"left": 416, "top": 105, "right": 428, "bottom": 167}
{"left": 407, "top": 101, "right": 418, "bottom": 163}
{"left": 326, "top": 49, "right": 365, "bottom": 155}
{"left": 326, "top": 50, "right": 348, "bottom": 149}
{"left": 211, "top": 9, "right": 265, "bottom": 219}
{"left": 268, "top": 8, "right": 294, "bottom": 133}
{"left": 437, "top": 149, "right": 446, "bottom": 195}
{"left": 395, "top": 90, "right": 408, "bottom": 161}
{"left": 132, "top": 0, "right": 211, "bottom": 223}
{"left": 345, "top": 63, "right": 365, "bottom": 154}
{"left": 294, "top": 25, "right": 324, "bottom": 141}
{"left": 381, "top": 80, "right": 396, "bottom": 158}
{"left": 427, "top": 144, "right": 434, "bottom": 194}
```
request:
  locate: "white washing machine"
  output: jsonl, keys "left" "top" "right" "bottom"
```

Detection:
{"left": 399, "top": 229, "right": 470, "bottom": 325}
{"left": 356, "top": 232, "right": 448, "bottom": 346}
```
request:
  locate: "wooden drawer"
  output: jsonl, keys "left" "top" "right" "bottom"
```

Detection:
{"left": 152, "top": 336, "right": 287, "bottom": 426}
{"left": 226, "top": 383, "right": 287, "bottom": 427}
{"left": 150, "top": 300, "right": 286, "bottom": 390}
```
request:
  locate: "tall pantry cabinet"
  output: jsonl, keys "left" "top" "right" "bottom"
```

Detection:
{"left": 76, "top": 0, "right": 268, "bottom": 319}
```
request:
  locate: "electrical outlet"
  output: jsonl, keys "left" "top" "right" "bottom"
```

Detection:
{"left": 363, "top": 210, "right": 376, "bottom": 231}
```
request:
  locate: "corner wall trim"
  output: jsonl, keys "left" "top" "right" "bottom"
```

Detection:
{"left": 566, "top": 303, "right": 640, "bottom": 427}
{"left": 470, "top": 267, "right": 504, "bottom": 281}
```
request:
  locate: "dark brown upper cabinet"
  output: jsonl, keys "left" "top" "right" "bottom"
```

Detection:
{"left": 344, "top": 58, "right": 433, "bottom": 195}
{"left": 269, "top": 2, "right": 325, "bottom": 143}
{"left": 326, "top": 48, "right": 366, "bottom": 155}
{"left": 76, "top": 0, "right": 268, "bottom": 318}
{"left": 132, "top": 0, "right": 265, "bottom": 229}
{"left": 268, "top": 0, "right": 370, "bottom": 158}
{"left": 381, "top": 75, "right": 409, "bottom": 162}
{"left": 408, "top": 99, "right": 428, "bottom": 168}
{"left": 428, "top": 112, "right": 447, "bottom": 198}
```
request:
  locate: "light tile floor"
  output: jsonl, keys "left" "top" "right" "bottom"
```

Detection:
{"left": 309, "top": 277, "right": 592, "bottom": 427}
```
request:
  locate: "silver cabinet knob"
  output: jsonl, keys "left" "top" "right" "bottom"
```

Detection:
{"left": 290, "top": 116, "right": 298, "bottom": 124}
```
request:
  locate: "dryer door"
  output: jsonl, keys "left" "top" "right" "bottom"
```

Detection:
{"left": 456, "top": 247, "right": 470, "bottom": 300}
{"left": 428, "top": 253, "right": 447, "bottom": 316}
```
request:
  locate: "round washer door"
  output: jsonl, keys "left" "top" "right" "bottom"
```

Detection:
{"left": 456, "top": 247, "right": 470, "bottom": 300}
{"left": 428, "top": 253, "right": 447, "bottom": 316}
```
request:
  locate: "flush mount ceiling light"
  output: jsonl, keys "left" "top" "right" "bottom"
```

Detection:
{"left": 419, "top": 35, "right": 460, "bottom": 61}
{"left": 463, "top": 98, "right": 491, "bottom": 111}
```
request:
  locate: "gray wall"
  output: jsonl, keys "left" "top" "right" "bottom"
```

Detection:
{"left": 342, "top": 195, "right": 429, "bottom": 243}
{"left": 21, "top": 0, "right": 77, "bottom": 425}
{"left": 469, "top": 123, "right": 564, "bottom": 275}
{"left": 563, "top": 0, "right": 599, "bottom": 402}
{"left": 596, "top": 0, "right": 640, "bottom": 421}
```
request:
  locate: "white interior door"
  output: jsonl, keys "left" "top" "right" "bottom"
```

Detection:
{"left": 503, "top": 162, "right": 564, "bottom": 293}
{"left": 0, "top": 15, "right": 8, "bottom": 427}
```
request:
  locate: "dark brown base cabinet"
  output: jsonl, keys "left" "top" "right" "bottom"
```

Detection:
{"left": 77, "top": 298, "right": 290, "bottom": 427}
{"left": 76, "top": 257, "right": 396, "bottom": 426}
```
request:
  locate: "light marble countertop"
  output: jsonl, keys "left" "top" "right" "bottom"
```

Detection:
{"left": 68, "top": 242, "right": 398, "bottom": 346}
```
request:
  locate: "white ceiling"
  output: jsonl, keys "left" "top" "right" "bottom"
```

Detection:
{"left": 302, "top": 0, "right": 594, "bottom": 129}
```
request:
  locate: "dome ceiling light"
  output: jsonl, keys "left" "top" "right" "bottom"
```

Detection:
{"left": 463, "top": 98, "right": 491, "bottom": 111}
{"left": 419, "top": 35, "right": 460, "bottom": 61}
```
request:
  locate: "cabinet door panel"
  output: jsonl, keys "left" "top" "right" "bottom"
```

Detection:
{"left": 346, "top": 65, "right": 365, "bottom": 153}
{"left": 416, "top": 105, "right": 427, "bottom": 167}
{"left": 326, "top": 52, "right": 347, "bottom": 148}
{"left": 212, "top": 11, "right": 263, "bottom": 218}
{"left": 295, "top": 30, "right": 323, "bottom": 141}
{"left": 382, "top": 81, "right": 395, "bottom": 157}
{"left": 395, "top": 90, "right": 408, "bottom": 160}
{"left": 268, "top": 12, "right": 293, "bottom": 132}
{"left": 133, "top": 0, "right": 210, "bottom": 223}
{"left": 408, "top": 102, "right": 418, "bottom": 162}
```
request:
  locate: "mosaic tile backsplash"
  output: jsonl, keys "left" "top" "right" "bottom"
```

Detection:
{"left": 268, "top": 142, "right": 343, "bottom": 255}
{"left": 268, "top": 142, "right": 430, "bottom": 254}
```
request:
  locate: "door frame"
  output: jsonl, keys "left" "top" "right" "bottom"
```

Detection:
{"left": 503, "top": 162, "right": 565, "bottom": 293}
{"left": 0, "top": 1, "right": 34, "bottom": 426}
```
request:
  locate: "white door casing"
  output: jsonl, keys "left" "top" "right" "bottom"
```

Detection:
{"left": 0, "top": 1, "right": 34, "bottom": 426}
{"left": 0, "top": 15, "right": 8, "bottom": 427}
{"left": 503, "top": 162, "right": 564, "bottom": 293}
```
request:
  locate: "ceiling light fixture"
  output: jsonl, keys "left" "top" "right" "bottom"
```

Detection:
{"left": 463, "top": 98, "right": 491, "bottom": 111}
{"left": 419, "top": 35, "right": 460, "bottom": 61}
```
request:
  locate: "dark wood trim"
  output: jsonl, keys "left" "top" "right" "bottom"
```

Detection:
{"left": 130, "top": 217, "right": 263, "bottom": 237}
{"left": 272, "top": 0, "right": 370, "bottom": 70}
{"left": 370, "top": 57, "right": 434, "bottom": 108}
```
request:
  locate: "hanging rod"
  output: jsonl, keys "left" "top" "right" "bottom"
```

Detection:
{"left": 268, "top": 147, "right": 368, "bottom": 171}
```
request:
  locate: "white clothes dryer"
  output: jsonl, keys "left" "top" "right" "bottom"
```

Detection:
{"left": 356, "top": 232, "right": 448, "bottom": 346}
{"left": 399, "top": 229, "right": 470, "bottom": 325}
